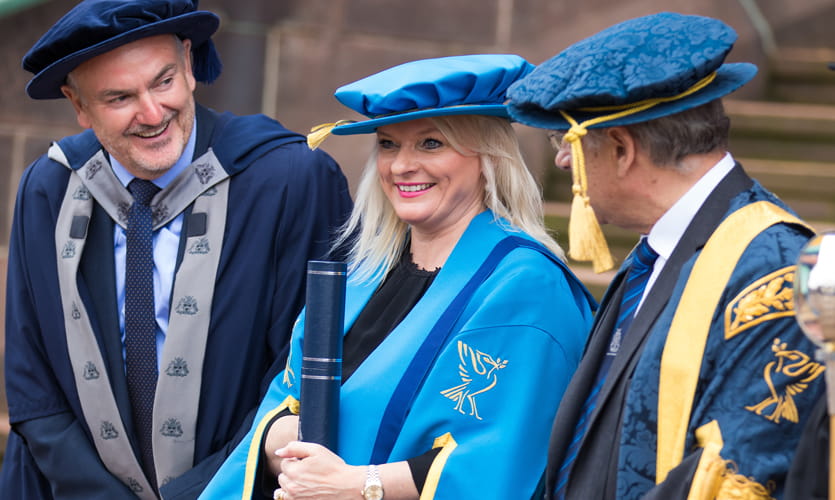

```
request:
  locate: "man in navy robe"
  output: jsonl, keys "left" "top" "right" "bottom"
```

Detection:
{"left": 0, "top": 1, "right": 352, "bottom": 498}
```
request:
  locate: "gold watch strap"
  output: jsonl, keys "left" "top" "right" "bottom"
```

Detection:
{"left": 362, "top": 464, "right": 384, "bottom": 500}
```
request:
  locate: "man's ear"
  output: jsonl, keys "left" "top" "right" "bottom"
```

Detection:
{"left": 61, "top": 83, "right": 92, "bottom": 129}
{"left": 606, "top": 126, "right": 637, "bottom": 178}
{"left": 180, "top": 38, "right": 196, "bottom": 92}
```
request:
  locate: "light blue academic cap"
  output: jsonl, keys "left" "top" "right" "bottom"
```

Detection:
{"left": 307, "top": 54, "right": 533, "bottom": 148}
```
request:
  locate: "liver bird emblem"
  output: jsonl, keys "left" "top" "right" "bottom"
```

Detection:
{"left": 440, "top": 340, "right": 508, "bottom": 420}
{"left": 745, "top": 338, "right": 824, "bottom": 423}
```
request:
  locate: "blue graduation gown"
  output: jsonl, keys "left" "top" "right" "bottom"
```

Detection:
{"left": 1, "top": 105, "right": 353, "bottom": 499}
{"left": 200, "top": 211, "right": 595, "bottom": 499}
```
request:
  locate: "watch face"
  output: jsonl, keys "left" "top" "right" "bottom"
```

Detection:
{"left": 363, "top": 484, "right": 384, "bottom": 500}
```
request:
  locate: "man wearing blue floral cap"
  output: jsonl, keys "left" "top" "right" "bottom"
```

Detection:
{"left": 507, "top": 12, "right": 823, "bottom": 500}
{"left": 1, "top": 1, "right": 352, "bottom": 499}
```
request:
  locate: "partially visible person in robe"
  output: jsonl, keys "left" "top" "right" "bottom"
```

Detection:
{"left": 784, "top": 396, "right": 828, "bottom": 500}
{"left": 784, "top": 231, "right": 835, "bottom": 500}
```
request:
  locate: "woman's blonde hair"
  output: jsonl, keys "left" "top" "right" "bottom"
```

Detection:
{"left": 334, "top": 114, "right": 564, "bottom": 282}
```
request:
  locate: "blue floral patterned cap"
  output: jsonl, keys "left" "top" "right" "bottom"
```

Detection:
{"left": 506, "top": 12, "right": 757, "bottom": 130}
{"left": 23, "top": 0, "right": 221, "bottom": 100}
{"left": 328, "top": 54, "right": 534, "bottom": 135}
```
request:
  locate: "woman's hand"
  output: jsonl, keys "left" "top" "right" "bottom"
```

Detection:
{"left": 273, "top": 442, "right": 420, "bottom": 500}
{"left": 274, "top": 441, "right": 364, "bottom": 499}
{"left": 264, "top": 415, "right": 300, "bottom": 476}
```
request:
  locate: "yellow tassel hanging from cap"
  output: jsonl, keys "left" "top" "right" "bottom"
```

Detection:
{"left": 568, "top": 186, "right": 614, "bottom": 273}
{"left": 306, "top": 120, "right": 355, "bottom": 150}
{"left": 561, "top": 116, "right": 615, "bottom": 273}
{"left": 555, "top": 72, "right": 718, "bottom": 273}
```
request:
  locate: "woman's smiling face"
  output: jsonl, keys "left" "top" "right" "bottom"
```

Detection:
{"left": 376, "top": 118, "right": 485, "bottom": 237}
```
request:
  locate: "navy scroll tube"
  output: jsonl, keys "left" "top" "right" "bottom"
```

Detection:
{"left": 299, "top": 261, "right": 347, "bottom": 452}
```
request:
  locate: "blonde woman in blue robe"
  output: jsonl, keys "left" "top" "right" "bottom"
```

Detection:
{"left": 200, "top": 54, "right": 595, "bottom": 500}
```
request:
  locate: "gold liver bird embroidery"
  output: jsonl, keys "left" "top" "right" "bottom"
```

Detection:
{"left": 440, "top": 340, "right": 508, "bottom": 420}
{"left": 745, "top": 338, "right": 824, "bottom": 423}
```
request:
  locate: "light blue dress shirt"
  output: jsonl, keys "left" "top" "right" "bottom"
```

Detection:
{"left": 111, "top": 121, "right": 197, "bottom": 369}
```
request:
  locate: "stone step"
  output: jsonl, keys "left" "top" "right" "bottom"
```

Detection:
{"left": 726, "top": 99, "right": 835, "bottom": 163}
{"left": 767, "top": 47, "right": 835, "bottom": 105}
{"left": 740, "top": 157, "right": 835, "bottom": 223}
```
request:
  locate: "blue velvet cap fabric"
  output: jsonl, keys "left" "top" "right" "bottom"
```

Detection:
{"left": 506, "top": 12, "right": 757, "bottom": 130}
{"left": 23, "top": 0, "right": 221, "bottom": 100}
{"left": 330, "top": 54, "right": 534, "bottom": 135}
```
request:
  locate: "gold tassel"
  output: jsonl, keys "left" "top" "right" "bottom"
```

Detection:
{"left": 306, "top": 120, "right": 354, "bottom": 150}
{"left": 689, "top": 457, "right": 776, "bottom": 500}
{"left": 716, "top": 467, "right": 776, "bottom": 500}
{"left": 688, "top": 454, "right": 726, "bottom": 500}
{"left": 568, "top": 188, "right": 614, "bottom": 273}
{"left": 686, "top": 421, "right": 775, "bottom": 500}
{"left": 561, "top": 119, "right": 615, "bottom": 273}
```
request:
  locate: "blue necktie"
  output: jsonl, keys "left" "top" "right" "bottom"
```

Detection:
{"left": 554, "top": 238, "right": 658, "bottom": 499}
{"left": 125, "top": 178, "right": 160, "bottom": 487}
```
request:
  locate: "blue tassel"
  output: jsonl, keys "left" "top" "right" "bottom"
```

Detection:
{"left": 192, "top": 39, "right": 222, "bottom": 84}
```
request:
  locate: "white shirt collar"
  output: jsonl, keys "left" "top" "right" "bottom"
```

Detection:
{"left": 647, "top": 152, "right": 736, "bottom": 261}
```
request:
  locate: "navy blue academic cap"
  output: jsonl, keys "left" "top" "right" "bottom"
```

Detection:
{"left": 329, "top": 54, "right": 534, "bottom": 135}
{"left": 23, "top": 0, "right": 221, "bottom": 100}
{"left": 506, "top": 12, "right": 757, "bottom": 130}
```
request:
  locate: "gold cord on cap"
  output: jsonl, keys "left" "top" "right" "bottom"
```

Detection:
{"left": 558, "top": 72, "right": 717, "bottom": 273}
{"left": 306, "top": 120, "right": 356, "bottom": 150}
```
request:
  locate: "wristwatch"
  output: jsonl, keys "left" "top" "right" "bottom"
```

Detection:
{"left": 361, "top": 464, "right": 384, "bottom": 500}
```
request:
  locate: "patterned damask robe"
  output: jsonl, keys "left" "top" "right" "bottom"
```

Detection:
{"left": 549, "top": 165, "right": 823, "bottom": 500}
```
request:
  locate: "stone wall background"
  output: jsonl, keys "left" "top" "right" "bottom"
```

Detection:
{"left": 2, "top": 0, "right": 835, "bottom": 461}
{"left": 3, "top": 0, "right": 834, "bottom": 240}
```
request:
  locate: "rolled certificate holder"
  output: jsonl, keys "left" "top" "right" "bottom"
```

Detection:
{"left": 299, "top": 260, "right": 347, "bottom": 452}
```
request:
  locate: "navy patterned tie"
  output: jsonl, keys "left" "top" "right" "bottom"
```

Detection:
{"left": 554, "top": 238, "right": 658, "bottom": 499}
{"left": 125, "top": 178, "right": 161, "bottom": 488}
